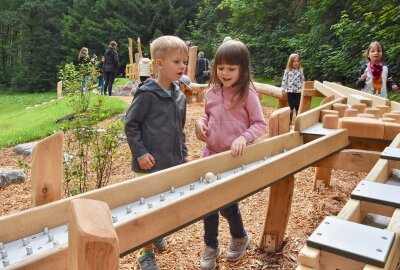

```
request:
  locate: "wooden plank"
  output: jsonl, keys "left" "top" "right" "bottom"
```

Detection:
{"left": 323, "top": 81, "right": 390, "bottom": 107}
{"left": 295, "top": 98, "right": 344, "bottom": 132}
{"left": 302, "top": 89, "right": 324, "bottom": 97}
{"left": 253, "top": 82, "right": 285, "bottom": 100}
{"left": 337, "top": 199, "right": 363, "bottom": 223}
{"left": 351, "top": 181, "right": 400, "bottom": 208}
{"left": 69, "top": 199, "right": 119, "bottom": 270}
{"left": 320, "top": 250, "right": 366, "bottom": 270}
{"left": 339, "top": 117, "right": 384, "bottom": 139}
{"left": 31, "top": 131, "right": 63, "bottom": 206}
{"left": 313, "top": 149, "right": 380, "bottom": 172}
{"left": 390, "top": 101, "right": 400, "bottom": 111}
{"left": 348, "top": 94, "right": 373, "bottom": 107}
{"left": 314, "top": 81, "right": 346, "bottom": 101}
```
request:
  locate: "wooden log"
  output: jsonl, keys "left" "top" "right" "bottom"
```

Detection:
{"left": 375, "top": 105, "right": 390, "bottom": 115}
{"left": 364, "top": 108, "right": 381, "bottom": 118}
{"left": 339, "top": 117, "right": 384, "bottom": 139}
{"left": 322, "top": 115, "right": 339, "bottom": 129}
{"left": 380, "top": 118, "right": 396, "bottom": 123}
{"left": 352, "top": 103, "right": 367, "bottom": 113}
{"left": 320, "top": 110, "right": 339, "bottom": 122}
{"left": 259, "top": 107, "right": 293, "bottom": 252}
{"left": 332, "top": 103, "right": 347, "bottom": 117}
{"left": 31, "top": 131, "right": 63, "bottom": 206}
{"left": 69, "top": 199, "right": 119, "bottom": 270}
{"left": 298, "top": 245, "right": 320, "bottom": 268}
{"left": 357, "top": 113, "right": 377, "bottom": 119}
{"left": 314, "top": 81, "right": 346, "bottom": 101}
{"left": 137, "top": 37, "right": 142, "bottom": 59}
{"left": 382, "top": 113, "right": 400, "bottom": 123}
{"left": 383, "top": 122, "right": 400, "bottom": 141}
{"left": 344, "top": 109, "right": 359, "bottom": 117}
{"left": 187, "top": 46, "right": 197, "bottom": 82}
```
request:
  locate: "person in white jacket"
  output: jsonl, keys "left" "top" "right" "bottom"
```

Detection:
{"left": 139, "top": 52, "right": 153, "bottom": 82}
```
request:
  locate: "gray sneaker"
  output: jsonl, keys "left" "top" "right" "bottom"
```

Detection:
{"left": 138, "top": 252, "right": 160, "bottom": 270}
{"left": 153, "top": 237, "right": 167, "bottom": 251}
{"left": 226, "top": 233, "right": 251, "bottom": 262}
{"left": 200, "top": 246, "right": 221, "bottom": 270}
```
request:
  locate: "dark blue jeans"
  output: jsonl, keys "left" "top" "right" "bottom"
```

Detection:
{"left": 203, "top": 203, "right": 246, "bottom": 248}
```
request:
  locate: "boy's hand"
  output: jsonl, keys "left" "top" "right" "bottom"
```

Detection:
{"left": 195, "top": 120, "right": 208, "bottom": 142}
{"left": 138, "top": 154, "right": 155, "bottom": 170}
{"left": 392, "top": 85, "right": 398, "bottom": 92}
{"left": 231, "top": 136, "right": 247, "bottom": 157}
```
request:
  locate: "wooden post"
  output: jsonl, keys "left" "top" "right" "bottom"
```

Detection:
{"left": 69, "top": 199, "right": 119, "bottom": 270}
{"left": 258, "top": 107, "right": 294, "bottom": 252}
{"left": 57, "top": 81, "right": 63, "bottom": 99}
{"left": 137, "top": 37, "right": 142, "bottom": 59}
{"left": 128, "top": 38, "right": 133, "bottom": 65}
{"left": 298, "top": 81, "right": 314, "bottom": 114}
{"left": 31, "top": 131, "right": 64, "bottom": 206}
{"left": 187, "top": 46, "right": 197, "bottom": 82}
{"left": 150, "top": 42, "right": 157, "bottom": 79}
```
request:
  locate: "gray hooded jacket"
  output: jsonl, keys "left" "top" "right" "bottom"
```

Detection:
{"left": 124, "top": 79, "right": 188, "bottom": 173}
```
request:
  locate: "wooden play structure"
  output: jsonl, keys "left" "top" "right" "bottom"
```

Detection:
{"left": 1, "top": 81, "right": 400, "bottom": 269}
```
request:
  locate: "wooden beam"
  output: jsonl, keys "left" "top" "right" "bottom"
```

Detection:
{"left": 0, "top": 130, "right": 350, "bottom": 269}
{"left": 298, "top": 245, "right": 320, "bottom": 268}
{"left": 128, "top": 38, "right": 133, "bottom": 65}
{"left": 31, "top": 132, "right": 63, "bottom": 206}
{"left": 314, "top": 81, "right": 347, "bottom": 101}
{"left": 323, "top": 81, "right": 390, "bottom": 107}
{"left": 68, "top": 199, "right": 119, "bottom": 270}
{"left": 313, "top": 149, "right": 380, "bottom": 172}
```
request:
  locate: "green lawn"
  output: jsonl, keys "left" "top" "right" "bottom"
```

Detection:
{"left": 0, "top": 92, "right": 128, "bottom": 147}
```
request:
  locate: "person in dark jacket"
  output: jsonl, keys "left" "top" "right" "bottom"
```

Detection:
{"left": 195, "top": 51, "right": 211, "bottom": 84}
{"left": 103, "top": 41, "right": 119, "bottom": 96}
{"left": 124, "top": 35, "right": 190, "bottom": 270}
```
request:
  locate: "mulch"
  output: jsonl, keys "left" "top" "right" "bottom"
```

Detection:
{"left": 0, "top": 98, "right": 365, "bottom": 269}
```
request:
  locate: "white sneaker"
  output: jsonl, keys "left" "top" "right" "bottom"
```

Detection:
{"left": 226, "top": 233, "right": 251, "bottom": 262}
{"left": 200, "top": 246, "right": 221, "bottom": 270}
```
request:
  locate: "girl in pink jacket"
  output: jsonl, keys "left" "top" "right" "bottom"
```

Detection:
{"left": 195, "top": 40, "right": 267, "bottom": 270}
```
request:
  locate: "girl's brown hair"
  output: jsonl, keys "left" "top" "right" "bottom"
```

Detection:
{"left": 210, "top": 40, "right": 253, "bottom": 107}
{"left": 363, "top": 41, "right": 385, "bottom": 61}
{"left": 285, "top": 53, "right": 302, "bottom": 71}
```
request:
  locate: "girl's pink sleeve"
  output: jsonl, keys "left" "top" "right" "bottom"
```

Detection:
{"left": 200, "top": 94, "right": 210, "bottom": 126}
{"left": 241, "top": 90, "right": 267, "bottom": 142}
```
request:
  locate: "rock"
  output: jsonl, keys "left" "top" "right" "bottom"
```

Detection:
{"left": 13, "top": 142, "right": 38, "bottom": 156}
{"left": 0, "top": 168, "right": 26, "bottom": 187}
{"left": 115, "top": 113, "right": 126, "bottom": 121}
{"left": 113, "top": 81, "right": 138, "bottom": 96}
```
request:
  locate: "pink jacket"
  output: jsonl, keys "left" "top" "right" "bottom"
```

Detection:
{"left": 200, "top": 84, "right": 267, "bottom": 153}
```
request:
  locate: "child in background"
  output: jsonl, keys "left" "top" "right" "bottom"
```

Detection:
{"left": 97, "top": 56, "right": 105, "bottom": 94}
{"left": 281, "top": 53, "right": 305, "bottom": 124}
{"left": 125, "top": 36, "right": 190, "bottom": 270}
{"left": 78, "top": 47, "right": 91, "bottom": 92}
{"left": 195, "top": 40, "right": 267, "bottom": 270}
{"left": 356, "top": 41, "right": 398, "bottom": 98}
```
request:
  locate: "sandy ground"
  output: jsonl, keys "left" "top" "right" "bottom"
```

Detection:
{"left": 0, "top": 98, "right": 365, "bottom": 269}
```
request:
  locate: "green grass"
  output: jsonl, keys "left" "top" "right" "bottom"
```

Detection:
{"left": 113, "top": 78, "right": 130, "bottom": 88}
{"left": 0, "top": 92, "right": 128, "bottom": 147}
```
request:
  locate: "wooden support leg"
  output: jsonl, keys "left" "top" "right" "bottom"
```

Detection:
{"left": 31, "top": 131, "right": 64, "bottom": 207}
{"left": 69, "top": 199, "right": 119, "bottom": 270}
{"left": 299, "top": 96, "right": 312, "bottom": 114}
{"left": 258, "top": 175, "right": 294, "bottom": 252}
{"left": 259, "top": 107, "right": 293, "bottom": 252}
{"left": 313, "top": 167, "right": 332, "bottom": 191}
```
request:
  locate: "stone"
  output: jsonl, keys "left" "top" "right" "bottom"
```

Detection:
{"left": 13, "top": 142, "right": 38, "bottom": 156}
{"left": 0, "top": 168, "right": 26, "bottom": 188}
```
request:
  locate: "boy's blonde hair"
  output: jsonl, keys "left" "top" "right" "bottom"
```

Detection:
{"left": 286, "top": 53, "right": 302, "bottom": 71}
{"left": 151, "top": 36, "right": 188, "bottom": 59}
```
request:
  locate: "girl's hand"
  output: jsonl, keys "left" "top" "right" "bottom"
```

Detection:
{"left": 392, "top": 85, "right": 398, "bottom": 92}
{"left": 231, "top": 136, "right": 247, "bottom": 157}
{"left": 195, "top": 120, "right": 208, "bottom": 142}
{"left": 360, "top": 73, "right": 367, "bottom": 81}
{"left": 183, "top": 156, "right": 191, "bottom": 163}
{"left": 138, "top": 154, "right": 155, "bottom": 170}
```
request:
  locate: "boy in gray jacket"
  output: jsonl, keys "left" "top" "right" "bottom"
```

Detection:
{"left": 124, "top": 35, "right": 190, "bottom": 270}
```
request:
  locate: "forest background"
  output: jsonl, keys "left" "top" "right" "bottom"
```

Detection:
{"left": 0, "top": 0, "right": 399, "bottom": 93}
